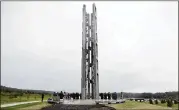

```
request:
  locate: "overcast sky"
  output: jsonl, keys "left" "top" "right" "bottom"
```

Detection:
{"left": 1, "top": 1, "right": 178, "bottom": 93}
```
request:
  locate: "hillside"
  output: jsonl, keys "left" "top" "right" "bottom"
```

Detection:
{"left": 1, "top": 85, "right": 54, "bottom": 94}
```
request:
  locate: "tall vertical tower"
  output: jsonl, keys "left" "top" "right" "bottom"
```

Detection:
{"left": 81, "top": 3, "right": 99, "bottom": 100}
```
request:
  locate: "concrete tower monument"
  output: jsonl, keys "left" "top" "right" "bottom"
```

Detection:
{"left": 81, "top": 3, "right": 99, "bottom": 100}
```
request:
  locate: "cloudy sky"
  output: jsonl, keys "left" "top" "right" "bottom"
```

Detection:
{"left": 1, "top": 1, "right": 178, "bottom": 93}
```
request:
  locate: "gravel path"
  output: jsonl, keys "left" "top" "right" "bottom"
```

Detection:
{"left": 42, "top": 104, "right": 116, "bottom": 110}
{"left": 1, "top": 101, "right": 40, "bottom": 108}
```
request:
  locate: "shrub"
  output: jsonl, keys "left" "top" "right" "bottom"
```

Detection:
{"left": 161, "top": 99, "right": 163, "bottom": 103}
{"left": 14, "top": 93, "right": 18, "bottom": 98}
{"left": 155, "top": 99, "right": 158, "bottom": 104}
{"left": 9, "top": 95, "right": 14, "bottom": 99}
{"left": 167, "top": 99, "right": 173, "bottom": 107}
{"left": 149, "top": 99, "right": 153, "bottom": 104}
{"left": 161, "top": 99, "right": 166, "bottom": 103}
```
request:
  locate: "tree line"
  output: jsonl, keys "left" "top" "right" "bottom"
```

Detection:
{"left": 1, "top": 85, "right": 52, "bottom": 95}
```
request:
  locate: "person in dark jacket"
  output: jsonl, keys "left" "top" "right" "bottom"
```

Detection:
{"left": 42, "top": 94, "right": 44, "bottom": 102}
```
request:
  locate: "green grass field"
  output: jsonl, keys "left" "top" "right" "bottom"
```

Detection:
{"left": 1, "top": 102, "right": 52, "bottom": 110}
{"left": 142, "top": 100, "right": 178, "bottom": 109}
{"left": 107, "top": 100, "right": 179, "bottom": 109}
{"left": 1, "top": 100, "right": 178, "bottom": 110}
{"left": 1, "top": 92, "right": 51, "bottom": 104}
{"left": 157, "top": 102, "right": 178, "bottom": 109}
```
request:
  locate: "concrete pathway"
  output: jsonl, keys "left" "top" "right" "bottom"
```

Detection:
{"left": 1, "top": 101, "right": 41, "bottom": 108}
{"left": 63, "top": 99, "right": 96, "bottom": 105}
{"left": 62, "top": 99, "right": 125, "bottom": 105}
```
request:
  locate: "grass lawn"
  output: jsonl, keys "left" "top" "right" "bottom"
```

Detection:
{"left": 1, "top": 102, "right": 52, "bottom": 110}
{"left": 142, "top": 100, "right": 178, "bottom": 109}
{"left": 157, "top": 102, "right": 179, "bottom": 110}
{"left": 107, "top": 100, "right": 178, "bottom": 109}
{"left": 1, "top": 92, "right": 51, "bottom": 104}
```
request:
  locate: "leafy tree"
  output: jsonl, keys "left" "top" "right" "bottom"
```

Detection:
{"left": 142, "top": 93, "right": 153, "bottom": 99}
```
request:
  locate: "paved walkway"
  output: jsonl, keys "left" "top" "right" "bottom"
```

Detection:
{"left": 62, "top": 99, "right": 125, "bottom": 105}
{"left": 63, "top": 99, "right": 96, "bottom": 105}
{"left": 1, "top": 101, "right": 41, "bottom": 108}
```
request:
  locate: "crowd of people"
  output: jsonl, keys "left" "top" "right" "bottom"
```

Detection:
{"left": 52, "top": 91, "right": 81, "bottom": 100}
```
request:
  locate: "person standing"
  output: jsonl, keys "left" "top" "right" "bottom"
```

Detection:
{"left": 41, "top": 94, "right": 44, "bottom": 102}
